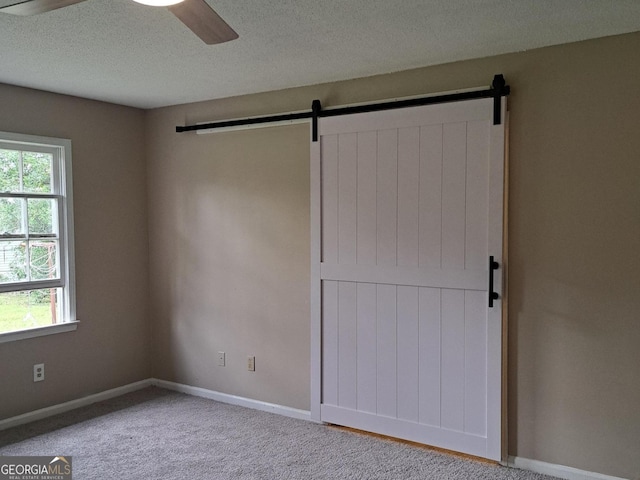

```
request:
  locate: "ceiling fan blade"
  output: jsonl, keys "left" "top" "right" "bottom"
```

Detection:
{"left": 0, "top": 0, "right": 87, "bottom": 15}
{"left": 168, "top": 0, "right": 238, "bottom": 45}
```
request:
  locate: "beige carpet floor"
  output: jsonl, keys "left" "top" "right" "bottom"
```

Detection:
{"left": 0, "top": 387, "right": 558, "bottom": 480}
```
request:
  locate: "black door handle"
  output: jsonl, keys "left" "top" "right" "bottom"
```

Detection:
{"left": 489, "top": 256, "right": 500, "bottom": 307}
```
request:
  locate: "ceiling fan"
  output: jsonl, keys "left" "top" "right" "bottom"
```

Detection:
{"left": 0, "top": 0, "right": 239, "bottom": 45}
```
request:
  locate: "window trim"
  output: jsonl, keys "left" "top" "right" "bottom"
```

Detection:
{"left": 0, "top": 321, "right": 79, "bottom": 344}
{"left": 0, "top": 131, "right": 77, "bottom": 341}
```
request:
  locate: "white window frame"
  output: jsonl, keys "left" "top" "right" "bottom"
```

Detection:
{"left": 0, "top": 131, "right": 77, "bottom": 343}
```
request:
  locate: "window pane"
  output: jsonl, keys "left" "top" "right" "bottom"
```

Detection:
{"left": 23, "top": 152, "right": 53, "bottom": 193}
{"left": 28, "top": 198, "right": 55, "bottom": 235}
{"left": 29, "top": 240, "right": 59, "bottom": 281}
{"left": 0, "top": 149, "right": 20, "bottom": 192}
{"left": 0, "top": 288, "right": 61, "bottom": 334}
{"left": 0, "top": 198, "right": 24, "bottom": 236}
{"left": 0, "top": 241, "right": 27, "bottom": 283}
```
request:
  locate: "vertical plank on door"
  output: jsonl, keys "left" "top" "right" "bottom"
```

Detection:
{"left": 377, "top": 129, "right": 398, "bottom": 267}
{"left": 357, "top": 131, "right": 378, "bottom": 265}
{"left": 338, "top": 133, "right": 358, "bottom": 265}
{"left": 377, "top": 283, "right": 397, "bottom": 417}
{"left": 465, "top": 120, "right": 490, "bottom": 271}
{"left": 322, "top": 135, "right": 339, "bottom": 264}
{"left": 464, "top": 290, "right": 488, "bottom": 437}
{"left": 441, "top": 288, "right": 465, "bottom": 432}
{"left": 357, "top": 282, "right": 377, "bottom": 413}
{"left": 322, "top": 280, "right": 339, "bottom": 406}
{"left": 419, "top": 287, "right": 441, "bottom": 427}
{"left": 397, "top": 127, "right": 420, "bottom": 268}
{"left": 397, "top": 285, "right": 420, "bottom": 422}
{"left": 442, "top": 123, "right": 467, "bottom": 270}
{"left": 419, "top": 125, "right": 443, "bottom": 269}
{"left": 338, "top": 281, "right": 357, "bottom": 409}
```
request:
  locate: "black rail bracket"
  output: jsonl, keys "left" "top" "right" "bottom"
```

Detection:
{"left": 311, "top": 99, "right": 322, "bottom": 142}
{"left": 491, "top": 74, "right": 510, "bottom": 125}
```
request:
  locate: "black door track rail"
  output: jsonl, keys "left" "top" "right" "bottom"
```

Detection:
{"left": 176, "top": 74, "right": 511, "bottom": 141}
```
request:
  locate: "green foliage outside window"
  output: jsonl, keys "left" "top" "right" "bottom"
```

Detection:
{"left": 0, "top": 149, "right": 56, "bottom": 304}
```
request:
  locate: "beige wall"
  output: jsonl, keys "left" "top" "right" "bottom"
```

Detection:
{"left": 147, "top": 32, "right": 640, "bottom": 479}
{"left": 0, "top": 84, "right": 151, "bottom": 418}
{"left": 146, "top": 121, "right": 311, "bottom": 407}
{"left": 0, "top": 29, "right": 637, "bottom": 480}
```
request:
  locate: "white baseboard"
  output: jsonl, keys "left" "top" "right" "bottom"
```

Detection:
{"left": 151, "top": 378, "right": 312, "bottom": 422}
{"left": 2, "top": 381, "right": 627, "bottom": 480}
{"left": 508, "top": 456, "right": 629, "bottom": 480}
{"left": 0, "top": 378, "right": 311, "bottom": 432}
{"left": 0, "top": 379, "right": 153, "bottom": 431}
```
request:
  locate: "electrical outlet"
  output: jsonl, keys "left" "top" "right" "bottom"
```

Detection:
{"left": 247, "top": 356, "right": 255, "bottom": 372}
{"left": 217, "top": 351, "right": 225, "bottom": 367}
{"left": 33, "top": 363, "right": 44, "bottom": 382}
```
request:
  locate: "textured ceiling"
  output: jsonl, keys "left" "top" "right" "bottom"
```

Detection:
{"left": 0, "top": 0, "right": 639, "bottom": 109}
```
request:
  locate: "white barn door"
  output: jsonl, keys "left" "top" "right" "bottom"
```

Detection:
{"left": 310, "top": 97, "right": 506, "bottom": 461}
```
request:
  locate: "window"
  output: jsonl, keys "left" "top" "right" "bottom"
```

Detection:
{"left": 0, "top": 131, "right": 76, "bottom": 342}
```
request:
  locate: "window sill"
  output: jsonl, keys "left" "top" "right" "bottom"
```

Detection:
{"left": 0, "top": 321, "right": 79, "bottom": 344}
